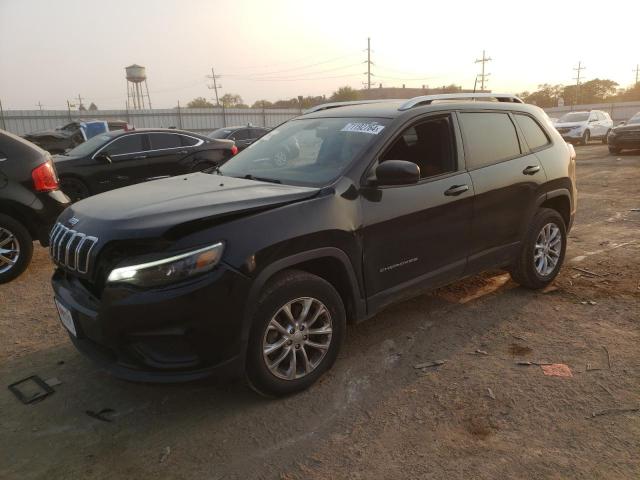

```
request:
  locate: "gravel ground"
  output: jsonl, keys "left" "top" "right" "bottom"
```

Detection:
{"left": 0, "top": 144, "right": 638, "bottom": 479}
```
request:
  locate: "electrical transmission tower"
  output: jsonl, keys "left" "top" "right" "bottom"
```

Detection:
{"left": 474, "top": 50, "right": 492, "bottom": 91}
{"left": 363, "top": 37, "right": 374, "bottom": 90}
{"left": 634, "top": 64, "right": 639, "bottom": 85}
{"left": 573, "top": 61, "right": 586, "bottom": 105}
{"left": 207, "top": 68, "right": 222, "bottom": 106}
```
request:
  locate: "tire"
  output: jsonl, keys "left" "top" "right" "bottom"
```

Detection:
{"left": 246, "top": 269, "right": 346, "bottom": 397}
{"left": 509, "top": 208, "right": 567, "bottom": 290}
{"left": 580, "top": 130, "right": 590, "bottom": 146}
{"left": 601, "top": 129, "right": 610, "bottom": 144}
{"left": 60, "top": 177, "right": 90, "bottom": 202}
{"left": 0, "top": 214, "right": 34, "bottom": 284}
{"left": 608, "top": 146, "right": 621, "bottom": 155}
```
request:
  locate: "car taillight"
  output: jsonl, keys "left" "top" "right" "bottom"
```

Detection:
{"left": 32, "top": 160, "right": 59, "bottom": 192}
{"left": 231, "top": 145, "right": 238, "bottom": 156}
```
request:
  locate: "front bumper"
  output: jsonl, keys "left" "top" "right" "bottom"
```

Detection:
{"left": 608, "top": 135, "right": 640, "bottom": 150}
{"left": 52, "top": 264, "right": 251, "bottom": 382}
{"left": 559, "top": 130, "right": 584, "bottom": 141}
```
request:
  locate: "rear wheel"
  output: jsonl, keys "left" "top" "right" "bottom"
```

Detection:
{"left": 608, "top": 146, "right": 621, "bottom": 155}
{"left": 0, "top": 214, "right": 33, "bottom": 284}
{"left": 509, "top": 208, "right": 566, "bottom": 289}
{"left": 580, "top": 130, "right": 590, "bottom": 146}
{"left": 246, "top": 270, "right": 346, "bottom": 397}
{"left": 60, "top": 177, "right": 90, "bottom": 202}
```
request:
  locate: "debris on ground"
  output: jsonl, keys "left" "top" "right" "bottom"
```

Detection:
{"left": 469, "top": 349, "right": 488, "bottom": 355}
{"left": 541, "top": 284, "right": 559, "bottom": 293}
{"left": 8, "top": 375, "right": 55, "bottom": 404}
{"left": 509, "top": 344, "right": 532, "bottom": 356}
{"left": 571, "top": 267, "right": 606, "bottom": 277}
{"left": 85, "top": 408, "right": 116, "bottom": 423}
{"left": 541, "top": 364, "right": 573, "bottom": 377}
{"left": 516, "top": 361, "right": 552, "bottom": 366}
{"left": 486, "top": 388, "right": 496, "bottom": 400}
{"left": 602, "top": 346, "right": 612, "bottom": 370}
{"left": 587, "top": 407, "right": 640, "bottom": 419}
{"left": 580, "top": 300, "right": 597, "bottom": 305}
{"left": 159, "top": 446, "right": 171, "bottom": 464}
{"left": 413, "top": 360, "right": 446, "bottom": 369}
{"left": 44, "top": 377, "right": 62, "bottom": 387}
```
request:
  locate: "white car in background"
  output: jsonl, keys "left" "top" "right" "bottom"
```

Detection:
{"left": 554, "top": 110, "right": 613, "bottom": 145}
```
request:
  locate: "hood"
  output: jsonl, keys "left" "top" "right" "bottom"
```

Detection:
{"left": 613, "top": 123, "right": 640, "bottom": 133}
{"left": 24, "top": 129, "right": 72, "bottom": 139}
{"left": 60, "top": 173, "right": 320, "bottom": 240}
{"left": 554, "top": 122, "right": 585, "bottom": 128}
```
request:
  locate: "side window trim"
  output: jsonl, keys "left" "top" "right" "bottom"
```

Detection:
{"left": 458, "top": 109, "right": 527, "bottom": 172}
{"left": 361, "top": 112, "right": 461, "bottom": 186}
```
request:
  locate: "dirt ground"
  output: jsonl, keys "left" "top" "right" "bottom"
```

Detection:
{"left": 1, "top": 144, "right": 638, "bottom": 479}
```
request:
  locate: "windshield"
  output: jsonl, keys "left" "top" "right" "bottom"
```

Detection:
{"left": 219, "top": 117, "right": 390, "bottom": 186}
{"left": 208, "top": 129, "right": 233, "bottom": 139}
{"left": 66, "top": 133, "right": 112, "bottom": 156}
{"left": 627, "top": 114, "right": 640, "bottom": 125}
{"left": 558, "top": 112, "right": 589, "bottom": 123}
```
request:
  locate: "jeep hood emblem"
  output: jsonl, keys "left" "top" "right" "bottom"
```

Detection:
{"left": 68, "top": 217, "right": 80, "bottom": 226}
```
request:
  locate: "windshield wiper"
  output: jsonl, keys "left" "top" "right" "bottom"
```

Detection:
{"left": 243, "top": 174, "right": 281, "bottom": 184}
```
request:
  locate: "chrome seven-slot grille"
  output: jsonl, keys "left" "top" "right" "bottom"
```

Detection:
{"left": 49, "top": 222, "right": 98, "bottom": 274}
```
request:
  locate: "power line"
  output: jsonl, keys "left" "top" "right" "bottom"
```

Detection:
{"left": 207, "top": 67, "right": 222, "bottom": 106}
{"left": 475, "top": 50, "right": 492, "bottom": 91}
{"left": 223, "top": 53, "right": 360, "bottom": 78}
{"left": 226, "top": 63, "right": 363, "bottom": 81}
{"left": 573, "top": 61, "right": 586, "bottom": 105}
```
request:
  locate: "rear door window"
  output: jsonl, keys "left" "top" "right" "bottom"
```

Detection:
{"left": 181, "top": 135, "right": 201, "bottom": 146}
{"left": 148, "top": 133, "right": 182, "bottom": 150}
{"left": 459, "top": 112, "right": 521, "bottom": 169}
{"left": 514, "top": 114, "right": 550, "bottom": 151}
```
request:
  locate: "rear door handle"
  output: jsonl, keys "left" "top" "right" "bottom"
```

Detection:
{"left": 523, "top": 165, "right": 541, "bottom": 175}
{"left": 444, "top": 184, "right": 469, "bottom": 196}
{"left": 133, "top": 155, "right": 147, "bottom": 159}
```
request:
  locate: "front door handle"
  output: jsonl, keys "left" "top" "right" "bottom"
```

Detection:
{"left": 523, "top": 165, "right": 541, "bottom": 175}
{"left": 133, "top": 155, "right": 147, "bottom": 159}
{"left": 444, "top": 184, "right": 469, "bottom": 196}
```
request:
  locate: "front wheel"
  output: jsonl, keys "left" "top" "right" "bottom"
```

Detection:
{"left": 0, "top": 214, "right": 34, "bottom": 284}
{"left": 608, "top": 146, "right": 621, "bottom": 155}
{"left": 580, "top": 130, "right": 590, "bottom": 146}
{"left": 509, "top": 208, "right": 566, "bottom": 289}
{"left": 246, "top": 270, "right": 346, "bottom": 397}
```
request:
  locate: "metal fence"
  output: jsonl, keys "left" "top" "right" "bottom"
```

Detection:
{"left": 545, "top": 101, "right": 640, "bottom": 123}
{"left": 0, "top": 107, "right": 302, "bottom": 136}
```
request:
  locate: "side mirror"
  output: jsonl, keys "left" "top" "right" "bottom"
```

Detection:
{"left": 589, "top": 118, "right": 598, "bottom": 123}
{"left": 95, "top": 152, "right": 112, "bottom": 164}
{"left": 374, "top": 160, "right": 420, "bottom": 186}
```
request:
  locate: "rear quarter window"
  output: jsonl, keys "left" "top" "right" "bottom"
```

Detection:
{"left": 459, "top": 112, "right": 521, "bottom": 169}
{"left": 514, "top": 114, "right": 550, "bottom": 151}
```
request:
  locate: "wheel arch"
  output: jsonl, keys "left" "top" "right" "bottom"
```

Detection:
{"left": 536, "top": 189, "right": 572, "bottom": 228}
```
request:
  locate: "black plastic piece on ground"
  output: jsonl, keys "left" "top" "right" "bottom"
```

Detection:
{"left": 8, "top": 375, "right": 55, "bottom": 404}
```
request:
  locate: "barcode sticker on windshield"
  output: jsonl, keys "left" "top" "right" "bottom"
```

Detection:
{"left": 341, "top": 122, "right": 385, "bottom": 135}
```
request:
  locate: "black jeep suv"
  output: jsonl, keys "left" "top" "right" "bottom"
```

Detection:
{"left": 50, "top": 94, "right": 577, "bottom": 396}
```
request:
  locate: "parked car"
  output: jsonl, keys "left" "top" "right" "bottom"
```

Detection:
{"left": 0, "top": 129, "right": 70, "bottom": 283}
{"left": 23, "top": 120, "right": 131, "bottom": 154}
{"left": 50, "top": 93, "right": 576, "bottom": 396}
{"left": 554, "top": 110, "right": 612, "bottom": 145}
{"left": 53, "top": 128, "right": 237, "bottom": 201}
{"left": 607, "top": 112, "right": 640, "bottom": 154}
{"left": 208, "top": 125, "right": 270, "bottom": 151}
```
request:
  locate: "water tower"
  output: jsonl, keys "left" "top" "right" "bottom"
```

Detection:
{"left": 125, "top": 64, "right": 152, "bottom": 110}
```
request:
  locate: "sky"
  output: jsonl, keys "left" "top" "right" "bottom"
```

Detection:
{"left": 1, "top": 0, "right": 638, "bottom": 110}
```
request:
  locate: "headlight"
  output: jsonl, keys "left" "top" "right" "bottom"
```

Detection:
{"left": 107, "top": 242, "right": 224, "bottom": 286}
{"left": 571, "top": 125, "right": 583, "bottom": 131}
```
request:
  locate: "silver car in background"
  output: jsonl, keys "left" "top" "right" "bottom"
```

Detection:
{"left": 554, "top": 110, "right": 613, "bottom": 145}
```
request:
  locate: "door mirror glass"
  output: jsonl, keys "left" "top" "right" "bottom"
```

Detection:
{"left": 95, "top": 152, "right": 112, "bottom": 164}
{"left": 375, "top": 160, "right": 420, "bottom": 186}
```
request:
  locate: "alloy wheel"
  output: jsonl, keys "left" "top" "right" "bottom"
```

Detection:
{"left": 534, "top": 223, "right": 562, "bottom": 277}
{"left": 0, "top": 227, "right": 20, "bottom": 274}
{"left": 262, "top": 297, "right": 333, "bottom": 380}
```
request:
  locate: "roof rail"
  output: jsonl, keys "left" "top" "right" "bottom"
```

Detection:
{"left": 398, "top": 93, "right": 524, "bottom": 111}
{"left": 303, "top": 99, "right": 402, "bottom": 115}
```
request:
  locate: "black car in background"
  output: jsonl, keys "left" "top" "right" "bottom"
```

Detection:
{"left": 53, "top": 128, "right": 237, "bottom": 201}
{"left": 208, "top": 125, "right": 270, "bottom": 151}
{"left": 0, "top": 129, "right": 70, "bottom": 283}
{"left": 23, "top": 120, "right": 131, "bottom": 154}
{"left": 607, "top": 112, "right": 640, "bottom": 154}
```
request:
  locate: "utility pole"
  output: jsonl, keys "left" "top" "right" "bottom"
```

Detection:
{"left": 634, "top": 64, "right": 640, "bottom": 85}
{"left": 474, "top": 50, "right": 492, "bottom": 91}
{"left": 66, "top": 100, "right": 74, "bottom": 120}
{"left": 36, "top": 101, "right": 43, "bottom": 111}
{"left": 364, "top": 37, "right": 374, "bottom": 90}
{"left": 77, "top": 94, "right": 84, "bottom": 111}
{"left": 573, "top": 61, "right": 585, "bottom": 106}
{"left": 207, "top": 68, "right": 222, "bottom": 106}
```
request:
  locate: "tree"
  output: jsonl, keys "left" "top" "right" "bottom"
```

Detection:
{"left": 251, "top": 100, "right": 273, "bottom": 109}
{"left": 186, "top": 97, "right": 214, "bottom": 108}
{"left": 330, "top": 86, "right": 359, "bottom": 102}
{"left": 88, "top": 102, "right": 98, "bottom": 111}
{"left": 563, "top": 79, "right": 619, "bottom": 105}
{"left": 220, "top": 93, "right": 243, "bottom": 108}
